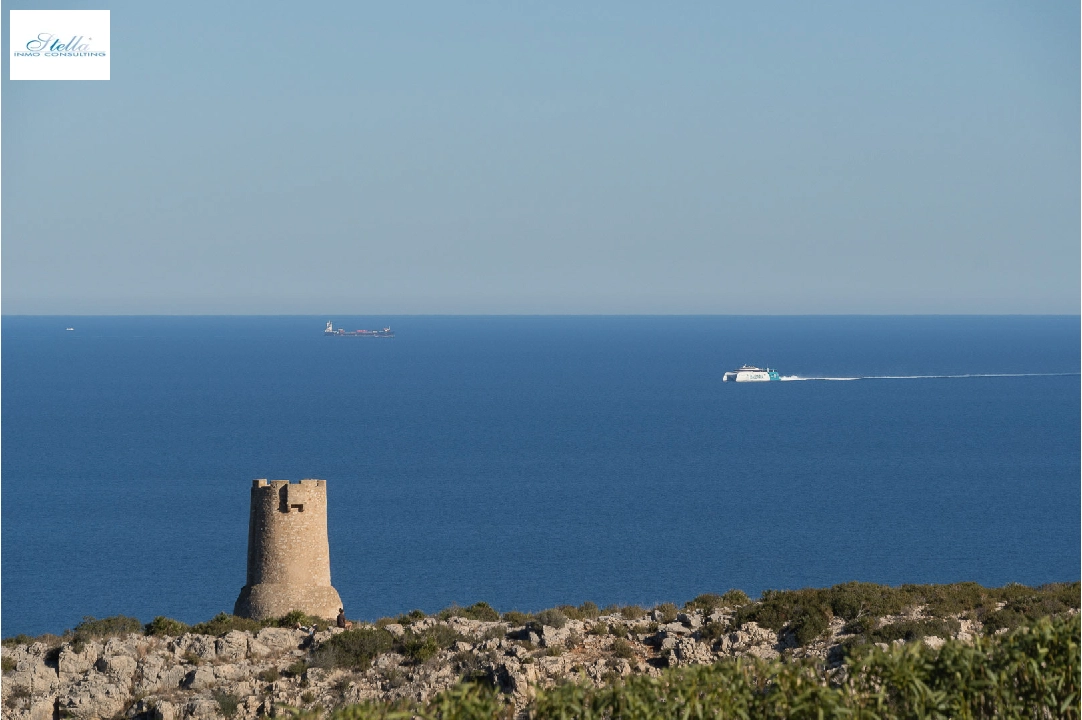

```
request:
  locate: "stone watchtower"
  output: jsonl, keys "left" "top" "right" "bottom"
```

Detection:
{"left": 234, "top": 479, "right": 343, "bottom": 620}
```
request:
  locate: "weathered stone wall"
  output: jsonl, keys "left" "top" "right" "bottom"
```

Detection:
{"left": 234, "top": 479, "right": 342, "bottom": 620}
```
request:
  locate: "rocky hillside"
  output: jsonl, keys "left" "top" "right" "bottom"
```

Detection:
{"left": 3, "top": 581, "right": 1077, "bottom": 720}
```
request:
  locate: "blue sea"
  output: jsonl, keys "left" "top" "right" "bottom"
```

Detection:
{"left": 2, "top": 316, "right": 1079, "bottom": 637}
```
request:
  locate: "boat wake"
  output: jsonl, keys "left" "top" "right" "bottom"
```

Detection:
{"left": 779, "top": 372, "right": 1078, "bottom": 382}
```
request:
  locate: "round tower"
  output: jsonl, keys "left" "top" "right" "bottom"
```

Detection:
{"left": 234, "top": 479, "right": 343, "bottom": 620}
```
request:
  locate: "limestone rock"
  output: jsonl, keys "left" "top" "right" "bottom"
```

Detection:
{"left": 58, "top": 641, "right": 102, "bottom": 675}
{"left": 182, "top": 666, "right": 216, "bottom": 690}
{"left": 540, "top": 625, "right": 569, "bottom": 648}
{"left": 95, "top": 653, "right": 138, "bottom": 684}
{"left": 59, "top": 671, "right": 128, "bottom": 720}
{"left": 673, "top": 638, "right": 714, "bottom": 666}
{"left": 215, "top": 630, "right": 250, "bottom": 661}
{"left": 255, "top": 627, "right": 304, "bottom": 651}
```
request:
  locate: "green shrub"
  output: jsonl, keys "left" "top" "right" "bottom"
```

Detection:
{"left": 731, "top": 588, "right": 832, "bottom": 646}
{"left": 533, "top": 609, "right": 567, "bottom": 629}
{"left": 588, "top": 623, "right": 609, "bottom": 636}
{"left": 619, "top": 605, "right": 646, "bottom": 621}
{"left": 2, "top": 656, "right": 16, "bottom": 674}
{"left": 866, "top": 618, "right": 960, "bottom": 644}
{"left": 274, "top": 610, "right": 329, "bottom": 631}
{"left": 144, "top": 616, "right": 190, "bottom": 637}
{"left": 555, "top": 605, "right": 582, "bottom": 621}
{"left": 480, "top": 626, "right": 506, "bottom": 641}
{"left": 189, "top": 613, "right": 262, "bottom": 637}
{"left": 257, "top": 667, "right": 279, "bottom": 683}
{"left": 312, "top": 628, "right": 394, "bottom": 671}
{"left": 720, "top": 589, "right": 751, "bottom": 607}
{"left": 653, "top": 603, "right": 679, "bottom": 624}
{"left": 72, "top": 615, "right": 143, "bottom": 641}
{"left": 699, "top": 621, "right": 728, "bottom": 645}
{"left": 610, "top": 624, "right": 629, "bottom": 639}
{"left": 400, "top": 625, "right": 464, "bottom": 664}
{"left": 611, "top": 638, "right": 635, "bottom": 659}
{"left": 394, "top": 609, "right": 426, "bottom": 626}
{"left": 501, "top": 611, "right": 529, "bottom": 626}
{"left": 2, "top": 634, "right": 37, "bottom": 647}
{"left": 577, "top": 602, "right": 600, "bottom": 620}
{"left": 212, "top": 691, "right": 239, "bottom": 718}
{"left": 286, "top": 660, "right": 309, "bottom": 677}
{"left": 684, "top": 594, "right": 725, "bottom": 613}
{"left": 827, "top": 581, "right": 910, "bottom": 620}
{"left": 459, "top": 602, "right": 500, "bottom": 622}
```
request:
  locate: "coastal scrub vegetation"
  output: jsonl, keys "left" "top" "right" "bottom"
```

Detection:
{"left": 726, "top": 580, "right": 1080, "bottom": 646}
{"left": 3, "top": 580, "right": 1076, "bottom": 651}
{"left": 311, "top": 624, "right": 470, "bottom": 670}
{"left": 286, "top": 614, "right": 1079, "bottom": 720}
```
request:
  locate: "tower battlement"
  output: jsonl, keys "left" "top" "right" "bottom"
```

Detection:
{"left": 234, "top": 479, "right": 343, "bottom": 620}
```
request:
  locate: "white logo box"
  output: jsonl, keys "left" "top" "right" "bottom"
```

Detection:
{"left": 10, "top": 9, "right": 110, "bottom": 80}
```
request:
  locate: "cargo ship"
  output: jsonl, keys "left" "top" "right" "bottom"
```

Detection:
{"left": 723, "top": 365, "right": 780, "bottom": 382}
{"left": 324, "top": 321, "right": 394, "bottom": 338}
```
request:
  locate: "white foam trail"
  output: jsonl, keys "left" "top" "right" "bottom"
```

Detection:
{"left": 780, "top": 372, "right": 1077, "bottom": 382}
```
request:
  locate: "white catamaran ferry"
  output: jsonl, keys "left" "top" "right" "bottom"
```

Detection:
{"left": 723, "top": 365, "right": 781, "bottom": 382}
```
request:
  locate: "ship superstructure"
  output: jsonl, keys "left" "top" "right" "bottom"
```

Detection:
{"left": 723, "top": 365, "right": 780, "bottom": 382}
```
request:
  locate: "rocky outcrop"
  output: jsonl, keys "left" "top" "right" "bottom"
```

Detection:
{"left": 0, "top": 606, "right": 1027, "bottom": 720}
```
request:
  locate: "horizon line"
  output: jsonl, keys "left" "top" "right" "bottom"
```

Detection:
{"left": 3, "top": 312, "right": 1079, "bottom": 318}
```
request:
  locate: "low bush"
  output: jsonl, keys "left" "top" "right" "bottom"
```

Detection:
{"left": 400, "top": 625, "right": 464, "bottom": 664}
{"left": 438, "top": 602, "right": 500, "bottom": 622}
{"left": 480, "top": 626, "right": 506, "bottom": 641}
{"left": 71, "top": 615, "right": 143, "bottom": 641}
{"left": 684, "top": 593, "right": 725, "bottom": 613}
{"left": 619, "top": 605, "right": 646, "bottom": 621}
{"left": 577, "top": 601, "right": 600, "bottom": 620}
{"left": 2, "top": 656, "right": 16, "bottom": 674}
{"left": 501, "top": 611, "right": 528, "bottom": 626}
{"left": 699, "top": 621, "right": 728, "bottom": 645}
{"left": 394, "top": 609, "right": 426, "bottom": 626}
{"left": 144, "top": 616, "right": 190, "bottom": 637}
{"left": 212, "top": 691, "right": 239, "bottom": 718}
{"left": 460, "top": 602, "right": 500, "bottom": 622}
{"left": 274, "top": 610, "right": 329, "bottom": 631}
{"left": 653, "top": 603, "right": 679, "bottom": 624}
{"left": 732, "top": 588, "right": 830, "bottom": 645}
{"left": 189, "top": 613, "right": 262, "bottom": 637}
{"left": 533, "top": 609, "right": 567, "bottom": 629}
{"left": 867, "top": 618, "right": 960, "bottom": 644}
{"left": 311, "top": 628, "right": 395, "bottom": 671}
{"left": 611, "top": 638, "right": 635, "bottom": 659}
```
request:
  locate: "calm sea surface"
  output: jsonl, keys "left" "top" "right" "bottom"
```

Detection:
{"left": 2, "top": 316, "right": 1079, "bottom": 636}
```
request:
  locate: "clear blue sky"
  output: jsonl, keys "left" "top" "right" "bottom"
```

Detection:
{"left": 2, "top": 1, "right": 1078, "bottom": 314}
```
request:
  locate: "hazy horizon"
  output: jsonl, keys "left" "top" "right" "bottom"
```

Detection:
{"left": 3, "top": 1, "right": 1078, "bottom": 315}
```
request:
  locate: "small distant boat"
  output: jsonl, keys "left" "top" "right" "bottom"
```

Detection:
{"left": 723, "top": 365, "right": 780, "bottom": 382}
{"left": 324, "top": 321, "right": 394, "bottom": 338}
{"left": 65, "top": 327, "right": 74, "bottom": 331}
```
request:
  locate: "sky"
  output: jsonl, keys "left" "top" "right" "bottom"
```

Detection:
{"left": 2, "top": 1, "right": 1078, "bottom": 314}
